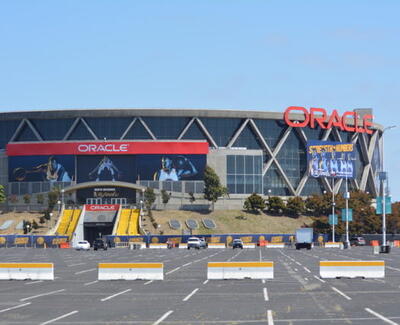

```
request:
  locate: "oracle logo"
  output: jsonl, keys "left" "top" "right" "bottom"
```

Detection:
{"left": 284, "top": 106, "right": 373, "bottom": 134}
{"left": 86, "top": 204, "right": 119, "bottom": 211}
{"left": 77, "top": 144, "right": 129, "bottom": 153}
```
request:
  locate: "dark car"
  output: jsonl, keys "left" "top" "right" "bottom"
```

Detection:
{"left": 350, "top": 236, "right": 366, "bottom": 246}
{"left": 232, "top": 239, "right": 243, "bottom": 249}
{"left": 93, "top": 238, "right": 108, "bottom": 251}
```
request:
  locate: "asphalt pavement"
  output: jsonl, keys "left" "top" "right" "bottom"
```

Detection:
{"left": 0, "top": 245, "right": 400, "bottom": 324}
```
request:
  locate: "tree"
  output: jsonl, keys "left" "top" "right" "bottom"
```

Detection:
{"left": 47, "top": 188, "right": 60, "bottom": 210}
{"left": 0, "top": 185, "right": 6, "bottom": 204}
{"left": 203, "top": 166, "right": 228, "bottom": 210}
{"left": 32, "top": 220, "right": 39, "bottom": 230}
{"left": 188, "top": 192, "right": 196, "bottom": 204}
{"left": 23, "top": 194, "right": 31, "bottom": 204}
{"left": 266, "top": 196, "right": 285, "bottom": 215}
{"left": 243, "top": 193, "right": 266, "bottom": 213}
{"left": 305, "top": 194, "right": 331, "bottom": 216}
{"left": 285, "top": 196, "right": 305, "bottom": 217}
{"left": 39, "top": 216, "right": 46, "bottom": 224}
{"left": 144, "top": 187, "right": 156, "bottom": 210}
{"left": 36, "top": 194, "right": 45, "bottom": 205}
{"left": 161, "top": 189, "right": 171, "bottom": 208}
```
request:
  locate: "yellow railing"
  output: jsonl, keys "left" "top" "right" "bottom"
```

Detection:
{"left": 116, "top": 209, "right": 131, "bottom": 235}
{"left": 56, "top": 209, "right": 73, "bottom": 235}
{"left": 66, "top": 209, "right": 81, "bottom": 239}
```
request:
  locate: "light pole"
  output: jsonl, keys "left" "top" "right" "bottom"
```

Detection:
{"left": 331, "top": 177, "right": 336, "bottom": 243}
{"left": 381, "top": 125, "right": 396, "bottom": 251}
{"left": 344, "top": 175, "right": 350, "bottom": 248}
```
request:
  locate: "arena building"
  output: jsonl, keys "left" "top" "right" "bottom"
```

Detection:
{"left": 0, "top": 107, "right": 382, "bottom": 213}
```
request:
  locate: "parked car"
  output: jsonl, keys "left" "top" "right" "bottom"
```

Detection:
{"left": 187, "top": 237, "right": 207, "bottom": 249}
{"left": 232, "top": 239, "right": 243, "bottom": 249}
{"left": 93, "top": 238, "right": 108, "bottom": 251}
{"left": 350, "top": 236, "right": 366, "bottom": 246}
{"left": 75, "top": 240, "right": 90, "bottom": 251}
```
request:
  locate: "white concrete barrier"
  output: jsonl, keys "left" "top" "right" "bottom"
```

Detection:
{"left": 320, "top": 261, "right": 385, "bottom": 278}
{"left": 179, "top": 243, "right": 188, "bottom": 249}
{"left": 0, "top": 263, "right": 54, "bottom": 280}
{"left": 266, "top": 243, "right": 285, "bottom": 248}
{"left": 98, "top": 263, "right": 164, "bottom": 280}
{"left": 325, "top": 242, "right": 343, "bottom": 248}
{"left": 242, "top": 243, "right": 256, "bottom": 249}
{"left": 207, "top": 243, "right": 226, "bottom": 249}
{"left": 208, "top": 261, "right": 274, "bottom": 279}
{"left": 148, "top": 243, "right": 168, "bottom": 249}
{"left": 129, "top": 242, "right": 146, "bottom": 249}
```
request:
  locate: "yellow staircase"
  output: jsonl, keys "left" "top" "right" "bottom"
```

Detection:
{"left": 116, "top": 209, "right": 131, "bottom": 235}
{"left": 56, "top": 209, "right": 74, "bottom": 235}
{"left": 66, "top": 209, "right": 81, "bottom": 240}
{"left": 128, "top": 209, "right": 140, "bottom": 235}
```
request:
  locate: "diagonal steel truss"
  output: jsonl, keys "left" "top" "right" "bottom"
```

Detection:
{"left": 10, "top": 114, "right": 381, "bottom": 196}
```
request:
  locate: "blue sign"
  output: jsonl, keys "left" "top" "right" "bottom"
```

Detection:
{"left": 376, "top": 196, "right": 392, "bottom": 214}
{"left": 307, "top": 141, "right": 355, "bottom": 179}
{"left": 329, "top": 214, "right": 338, "bottom": 225}
{"left": 341, "top": 208, "right": 353, "bottom": 222}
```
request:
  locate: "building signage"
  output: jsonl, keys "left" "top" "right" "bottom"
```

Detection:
{"left": 85, "top": 204, "right": 120, "bottom": 211}
{"left": 284, "top": 106, "right": 373, "bottom": 134}
{"left": 6, "top": 141, "right": 209, "bottom": 156}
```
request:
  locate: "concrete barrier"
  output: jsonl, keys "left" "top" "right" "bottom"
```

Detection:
{"left": 179, "top": 243, "right": 188, "bottom": 249}
{"left": 208, "top": 261, "right": 274, "bottom": 279}
{"left": 129, "top": 242, "right": 146, "bottom": 250}
{"left": 325, "top": 242, "right": 343, "bottom": 248}
{"left": 98, "top": 263, "right": 164, "bottom": 280}
{"left": 148, "top": 243, "right": 168, "bottom": 249}
{"left": 266, "top": 243, "right": 285, "bottom": 248}
{"left": 320, "top": 261, "right": 385, "bottom": 278}
{"left": 208, "top": 243, "right": 226, "bottom": 249}
{"left": 243, "top": 243, "right": 256, "bottom": 249}
{"left": 0, "top": 263, "right": 54, "bottom": 280}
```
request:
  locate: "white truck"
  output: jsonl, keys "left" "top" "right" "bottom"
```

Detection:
{"left": 295, "top": 228, "right": 313, "bottom": 250}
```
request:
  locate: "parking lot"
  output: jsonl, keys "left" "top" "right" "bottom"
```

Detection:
{"left": 1, "top": 246, "right": 400, "bottom": 324}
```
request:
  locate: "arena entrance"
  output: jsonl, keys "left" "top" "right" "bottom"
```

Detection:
{"left": 83, "top": 205, "right": 119, "bottom": 245}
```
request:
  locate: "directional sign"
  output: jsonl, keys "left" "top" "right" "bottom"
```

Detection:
{"left": 376, "top": 196, "right": 392, "bottom": 214}
{"left": 329, "top": 214, "right": 338, "bottom": 225}
{"left": 341, "top": 209, "right": 353, "bottom": 222}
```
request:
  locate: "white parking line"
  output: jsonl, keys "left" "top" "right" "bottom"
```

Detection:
{"left": 262, "top": 279, "right": 266, "bottom": 284}
{"left": 166, "top": 266, "right": 181, "bottom": 275}
{"left": 153, "top": 310, "right": 174, "bottom": 325}
{"left": 40, "top": 310, "right": 78, "bottom": 325}
{"left": 387, "top": 266, "right": 400, "bottom": 272}
{"left": 20, "top": 289, "right": 66, "bottom": 302}
{"left": 182, "top": 262, "right": 192, "bottom": 267}
{"left": 303, "top": 267, "right": 311, "bottom": 273}
{"left": 295, "top": 261, "right": 302, "bottom": 266}
{"left": 101, "top": 289, "right": 131, "bottom": 302}
{"left": 183, "top": 288, "right": 199, "bottom": 301}
{"left": 365, "top": 308, "right": 399, "bottom": 325}
{"left": 144, "top": 280, "right": 153, "bottom": 285}
{"left": 331, "top": 286, "right": 351, "bottom": 300}
{"left": 84, "top": 280, "right": 98, "bottom": 286}
{"left": 0, "top": 302, "right": 31, "bottom": 313}
{"left": 75, "top": 268, "right": 96, "bottom": 275}
{"left": 267, "top": 310, "right": 274, "bottom": 325}
{"left": 67, "top": 263, "right": 85, "bottom": 267}
{"left": 263, "top": 287, "right": 269, "bottom": 301}
{"left": 24, "top": 280, "right": 44, "bottom": 285}
{"left": 203, "top": 280, "right": 209, "bottom": 285}
{"left": 313, "top": 275, "right": 326, "bottom": 283}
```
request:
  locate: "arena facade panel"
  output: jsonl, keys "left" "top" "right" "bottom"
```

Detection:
{"left": 0, "top": 108, "right": 383, "bottom": 207}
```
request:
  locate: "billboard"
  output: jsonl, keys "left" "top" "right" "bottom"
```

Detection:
{"left": 8, "top": 155, "right": 75, "bottom": 182}
{"left": 307, "top": 141, "right": 355, "bottom": 178}
{"left": 136, "top": 154, "right": 206, "bottom": 181}
{"left": 77, "top": 155, "right": 136, "bottom": 183}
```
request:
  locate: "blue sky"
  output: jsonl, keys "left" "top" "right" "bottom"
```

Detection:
{"left": 1, "top": 1, "right": 399, "bottom": 199}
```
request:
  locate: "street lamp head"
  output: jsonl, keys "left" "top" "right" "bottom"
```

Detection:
{"left": 383, "top": 125, "right": 397, "bottom": 133}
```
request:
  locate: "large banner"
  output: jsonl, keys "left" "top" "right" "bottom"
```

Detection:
{"left": 9, "top": 155, "right": 75, "bottom": 182}
{"left": 136, "top": 154, "right": 206, "bottom": 181}
{"left": 307, "top": 141, "right": 355, "bottom": 178}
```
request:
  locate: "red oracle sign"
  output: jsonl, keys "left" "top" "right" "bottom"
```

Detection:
{"left": 283, "top": 106, "right": 374, "bottom": 134}
{"left": 6, "top": 141, "right": 209, "bottom": 156}
{"left": 85, "top": 204, "right": 120, "bottom": 211}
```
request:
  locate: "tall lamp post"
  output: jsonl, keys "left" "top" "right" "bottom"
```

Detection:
{"left": 381, "top": 125, "right": 396, "bottom": 251}
{"left": 331, "top": 177, "right": 336, "bottom": 243}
